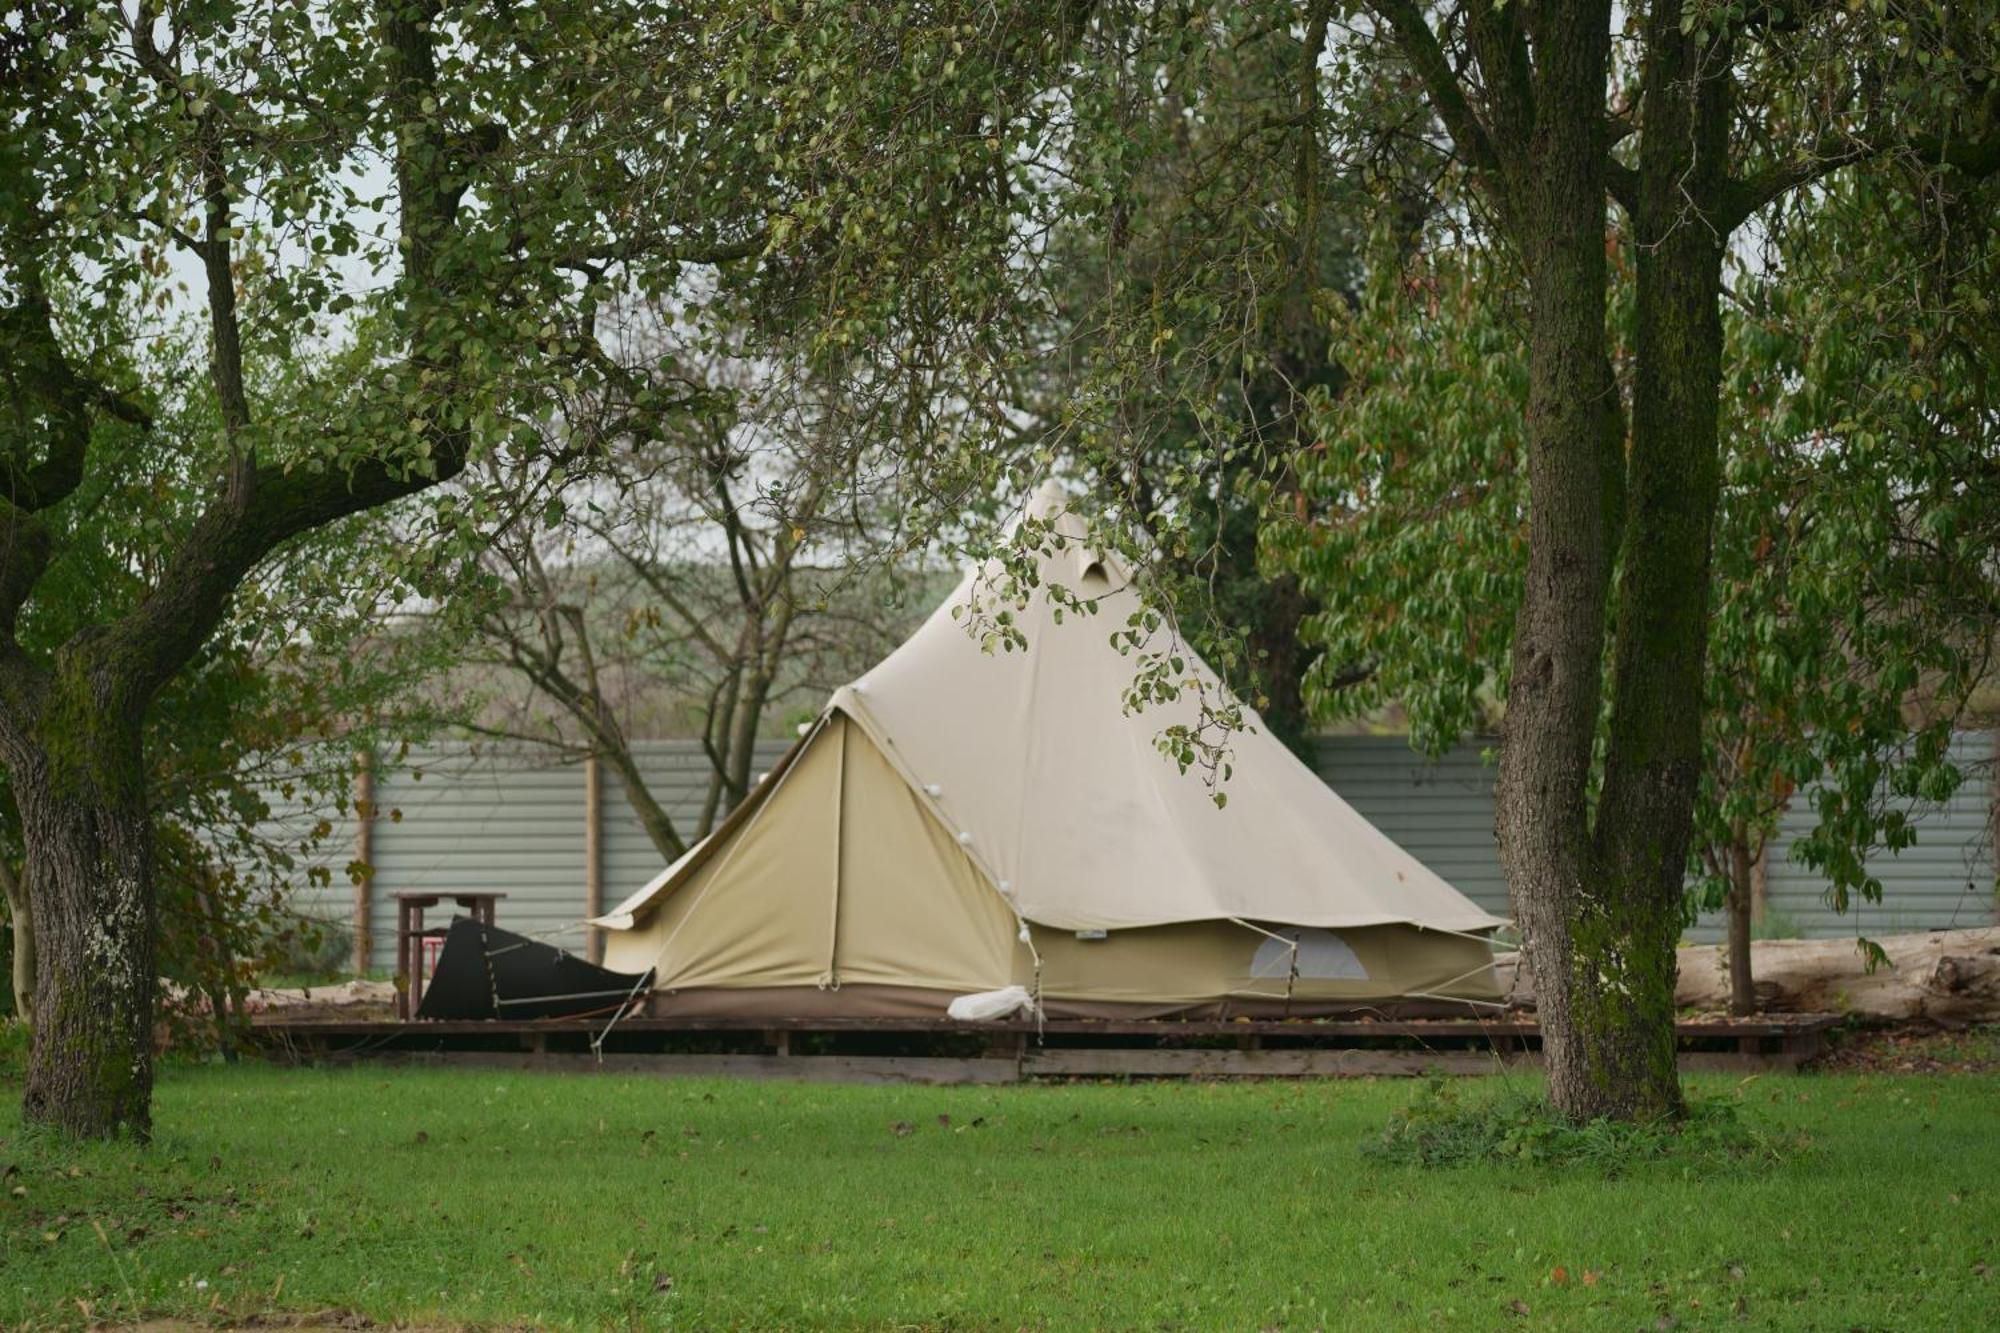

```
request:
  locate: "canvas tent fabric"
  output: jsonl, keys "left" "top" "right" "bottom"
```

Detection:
{"left": 597, "top": 485, "right": 1503, "bottom": 1017}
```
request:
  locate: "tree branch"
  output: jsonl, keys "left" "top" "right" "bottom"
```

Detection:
{"left": 1605, "top": 159, "right": 1639, "bottom": 215}
{"left": 0, "top": 273, "right": 150, "bottom": 656}
{"left": 198, "top": 136, "right": 253, "bottom": 458}
{"left": 0, "top": 277, "right": 148, "bottom": 515}
{"left": 1719, "top": 131, "right": 1877, "bottom": 231}
{"left": 591, "top": 527, "right": 734, "bottom": 664}
{"left": 1721, "top": 122, "right": 2000, "bottom": 232}
{"left": 1293, "top": 0, "right": 1335, "bottom": 271}
{"left": 107, "top": 440, "right": 473, "bottom": 710}
{"left": 1463, "top": 0, "right": 1535, "bottom": 164}
{"left": 1369, "top": 0, "right": 1505, "bottom": 179}
{"left": 96, "top": 0, "right": 488, "bottom": 710}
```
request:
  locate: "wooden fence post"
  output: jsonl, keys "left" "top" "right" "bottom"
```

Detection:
{"left": 353, "top": 752, "right": 376, "bottom": 976}
{"left": 585, "top": 752, "right": 604, "bottom": 964}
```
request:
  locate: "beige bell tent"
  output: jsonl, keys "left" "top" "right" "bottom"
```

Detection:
{"left": 594, "top": 486, "right": 1504, "bottom": 1019}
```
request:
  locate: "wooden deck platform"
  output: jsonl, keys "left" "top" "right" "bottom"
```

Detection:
{"left": 246, "top": 1011, "right": 1843, "bottom": 1082}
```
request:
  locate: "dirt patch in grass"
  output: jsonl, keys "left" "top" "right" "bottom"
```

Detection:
{"left": 1813, "top": 1022, "right": 2000, "bottom": 1074}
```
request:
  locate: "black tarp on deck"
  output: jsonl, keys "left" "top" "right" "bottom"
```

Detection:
{"left": 417, "top": 916, "right": 654, "bottom": 1021}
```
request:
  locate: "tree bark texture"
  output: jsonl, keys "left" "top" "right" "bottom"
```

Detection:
{"left": 1381, "top": 0, "right": 1741, "bottom": 1119}
{"left": 1479, "top": 0, "right": 1735, "bottom": 1120}
{"left": 1726, "top": 833, "right": 1758, "bottom": 1015}
{"left": 10, "top": 663, "right": 157, "bottom": 1139}
{"left": 1584, "top": 10, "right": 1733, "bottom": 1100}
{"left": 0, "top": 0, "right": 478, "bottom": 1137}
{"left": 1480, "top": 3, "right": 1678, "bottom": 1123}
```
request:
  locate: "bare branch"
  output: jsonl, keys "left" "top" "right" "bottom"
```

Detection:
{"left": 1605, "top": 159, "right": 1639, "bottom": 216}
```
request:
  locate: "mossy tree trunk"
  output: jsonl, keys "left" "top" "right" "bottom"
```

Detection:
{"left": 0, "top": 0, "right": 482, "bottom": 1138}
{"left": 1556, "top": 14, "right": 1732, "bottom": 1118}
{"left": 1376, "top": 0, "right": 1742, "bottom": 1120}
{"left": 10, "top": 660, "right": 156, "bottom": 1137}
{"left": 1480, "top": 6, "right": 1695, "bottom": 1124}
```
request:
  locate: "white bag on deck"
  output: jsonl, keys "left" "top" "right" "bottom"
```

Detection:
{"left": 946, "top": 985, "right": 1035, "bottom": 1022}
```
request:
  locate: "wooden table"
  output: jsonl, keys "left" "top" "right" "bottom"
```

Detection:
{"left": 394, "top": 892, "right": 506, "bottom": 1019}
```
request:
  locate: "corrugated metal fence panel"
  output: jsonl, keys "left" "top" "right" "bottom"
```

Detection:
{"left": 253, "top": 787, "right": 361, "bottom": 936}
{"left": 281, "top": 731, "right": 1994, "bottom": 971}
{"left": 364, "top": 747, "right": 590, "bottom": 966}
{"left": 1756, "top": 731, "right": 1997, "bottom": 940}
{"left": 1311, "top": 733, "right": 1999, "bottom": 941}
{"left": 1313, "top": 737, "right": 1510, "bottom": 919}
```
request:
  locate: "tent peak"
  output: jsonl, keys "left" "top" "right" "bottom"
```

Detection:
{"left": 1023, "top": 478, "right": 1073, "bottom": 522}
{"left": 1008, "top": 483, "right": 1134, "bottom": 591}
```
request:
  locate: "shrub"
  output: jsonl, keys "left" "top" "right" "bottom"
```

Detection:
{"left": 266, "top": 918, "right": 354, "bottom": 984}
{"left": 1367, "top": 1078, "right": 1800, "bottom": 1173}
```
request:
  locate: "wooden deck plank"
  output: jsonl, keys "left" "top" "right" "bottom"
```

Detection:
{"left": 248, "top": 1012, "right": 1841, "bottom": 1039}
{"left": 287, "top": 1046, "right": 1809, "bottom": 1080}
{"left": 314, "top": 1051, "right": 1024, "bottom": 1084}
{"left": 1022, "top": 1048, "right": 1524, "bottom": 1078}
{"left": 245, "top": 1009, "right": 1838, "bottom": 1083}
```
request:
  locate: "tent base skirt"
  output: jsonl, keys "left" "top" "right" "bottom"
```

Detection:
{"left": 641, "top": 983, "right": 1497, "bottom": 1022}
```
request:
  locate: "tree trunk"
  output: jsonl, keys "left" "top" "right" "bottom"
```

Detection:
{"left": 600, "top": 737, "right": 688, "bottom": 864}
{"left": 1750, "top": 840, "right": 1768, "bottom": 923}
{"left": 1726, "top": 832, "right": 1758, "bottom": 1015}
{"left": 0, "top": 856, "right": 33, "bottom": 1023}
{"left": 696, "top": 654, "right": 747, "bottom": 836}
{"left": 1493, "top": 5, "right": 1650, "bottom": 1122}
{"left": 722, "top": 667, "right": 772, "bottom": 813}
{"left": 13, "top": 684, "right": 157, "bottom": 1140}
{"left": 1573, "top": 12, "right": 1733, "bottom": 1109}
{"left": 715, "top": 598, "right": 799, "bottom": 829}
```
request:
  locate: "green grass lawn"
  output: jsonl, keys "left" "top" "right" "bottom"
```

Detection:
{"left": 0, "top": 1062, "right": 1995, "bottom": 1330}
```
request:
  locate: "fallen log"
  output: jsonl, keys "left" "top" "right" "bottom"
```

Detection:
{"left": 1494, "top": 926, "right": 2000, "bottom": 1025}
